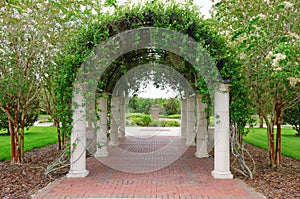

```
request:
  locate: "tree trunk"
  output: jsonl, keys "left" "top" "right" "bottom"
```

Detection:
{"left": 275, "top": 104, "right": 282, "bottom": 167}
{"left": 264, "top": 115, "right": 276, "bottom": 167}
{"left": 55, "top": 119, "right": 62, "bottom": 150}
{"left": 19, "top": 111, "right": 26, "bottom": 164}
{"left": 62, "top": 130, "right": 65, "bottom": 147}
{"left": 8, "top": 119, "right": 16, "bottom": 163}
{"left": 14, "top": 125, "right": 20, "bottom": 164}
{"left": 13, "top": 104, "right": 20, "bottom": 164}
{"left": 19, "top": 125, "right": 25, "bottom": 164}
{"left": 5, "top": 103, "right": 16, "bottom": 163}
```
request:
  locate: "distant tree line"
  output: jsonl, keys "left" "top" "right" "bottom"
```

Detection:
{"left": 127, "top": 97, "right": 180, "bottom": 116}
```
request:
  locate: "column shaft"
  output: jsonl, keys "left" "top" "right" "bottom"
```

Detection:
{"left": 95, "top": 95, "right": 109, "bottom": 157}
{"left": 181, "top": 99, "right": 187, "bottom": 139}
{"left": 195, "top": 95, "right": 209, "bottom": 158}
{"left": 118, "top": 96, "right": 126, "bottom": 140}
{"left": 211, "top": 84, "right": 233, "bottom": 179}
{"left": 109, "top": 96, "right": 119, "bottom": 146}
{"left": 67, "top": 88, "right": 89, "bottom": 178}
{"left": 185, "top": 97, "right": 196, "bottom": 146}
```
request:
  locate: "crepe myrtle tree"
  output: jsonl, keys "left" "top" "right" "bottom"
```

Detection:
{"left": 214, "top": 0, "right": 300, "bottom": 167}
{"left": 0, "top": 104, "right": 38, "bottom": 134}
{"left": 0, "top": 1, "right": 59, "bottom": 163}
{"left": 0, "top": 0, "right": 104, "bottom": 163}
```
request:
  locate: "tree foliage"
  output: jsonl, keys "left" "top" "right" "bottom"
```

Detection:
{"left": 54, "top": 0, "right": 251, "bottom": 141}
{"left": 283, "top": 103, "right": 300, "bottom": 136}
{"left": 0, "top": 105, "right": 38, "bottom": 134}
{"left": 0, "top": 1, "right": 63, "bottom": 163}
{"left": 214, "top": 0, "right": 300, "bottom": 167}
{"left": 0, "top": 0, "right": 104, "bottom": 163}
{"left": 128, "top": 97, "right": 181, "bottom": 115}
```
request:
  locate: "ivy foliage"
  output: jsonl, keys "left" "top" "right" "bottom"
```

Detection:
{"left": 54, "top": 0, "right": 251, "bottom": 135}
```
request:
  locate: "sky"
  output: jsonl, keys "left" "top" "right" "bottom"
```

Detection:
{"left": 116, "top": 0, "right": 213, "bottom": 99}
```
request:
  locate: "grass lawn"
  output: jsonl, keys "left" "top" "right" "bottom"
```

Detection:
{"left": 244, "top": 127, "right": 300, "bottom": 160}
{"left": 0, "top": 126, "right": 57, "bottom": 161}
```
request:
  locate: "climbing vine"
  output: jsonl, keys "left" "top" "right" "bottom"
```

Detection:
{"left": 53, "top": 0, "right": 252, "bottom": 141}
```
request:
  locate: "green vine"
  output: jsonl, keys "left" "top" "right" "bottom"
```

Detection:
{"left": 54, "top": 0, "right": 252, "bottom": 138}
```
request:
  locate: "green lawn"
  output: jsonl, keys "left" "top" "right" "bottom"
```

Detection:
{"left": 0, "top": 126, "right": 57, "bottom": 161}
{"left": 244, "top": 127, "right": 300, "bottom": 160}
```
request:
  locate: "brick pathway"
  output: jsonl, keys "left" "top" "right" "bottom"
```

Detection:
{"left": 32, "top": 136, "right": 265, "bottom": 199}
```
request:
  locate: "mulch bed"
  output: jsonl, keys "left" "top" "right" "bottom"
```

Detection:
{"left": 0, "top": 144, "right": 68, "bottom": 199}
{"left": 0, "top": 143, "right": 299, "bottom": 199}
{"left": 233, "top": 143, "right": 300, "bottom": 199}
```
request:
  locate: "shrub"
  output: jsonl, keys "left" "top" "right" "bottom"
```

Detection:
{"left": 129, "top": 114, "right": 152, "bottom": 126}
{"left": 159, "top": 120, "right": 180, "bottom": 127}
{"left": 167, "top": 114, "right": 181, "bottom": 119}
{"left": 283, "top": 103, "right": 300, "bottom": 136}
{"left": 149, "top": 120, "right": 160, "bottom": 127}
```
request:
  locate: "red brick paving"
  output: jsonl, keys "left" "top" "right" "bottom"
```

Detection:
{"left": 32, "top": 136, "right": 265, "bottom": 199}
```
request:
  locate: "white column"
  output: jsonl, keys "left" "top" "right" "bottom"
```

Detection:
{"left": 118, "top": 96, "right": 126, "bottom": 140}
{"left": 195, "top": 95, "right": 209, "bottom": 158}
{"left": 180, "top": 99, "right": 187, "bottom": 139}
{"left": 109, "top": 96, "right": 119, "bottom": 146}
{"left": 86, "top": 121, "right": 96, "bottom": 156}
{"left": 211, "top": 83, "right": 233, "bottom": 179}
{"left": 185, "top": 97, "right": 196, "bottom": 146}
{"left": 95, "top": 95, "right": 109, "bottom": 157}
{"left": 67, "top": 86, "right": 89, "bottom": 178}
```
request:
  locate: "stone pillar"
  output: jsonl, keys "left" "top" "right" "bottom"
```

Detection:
{"left": 211, "top": 83, "right": 233, "bottom": 179}
{"left": 86, "top": 122, "right": 96, "bottom": 156}
{"left": 195, "top": 94, "right": 209, "bottom": 158}
{"left": 109, "top": 96, "right": 119, "bottom": 146}
{"left": 151, "top": 107, "right": 160, "bottom": 121}
{"left": 85, "top": 91, "right": 97, "bottom": 156}
{"left": 95, "top": 95, "right": 109, "bottom": 157}
{"left": 185, "top": 97, "right": 196, "bottom": 146}
{"left": 67, "top": 86, "right": 89, "bottom": 178}
{"left": 118, "top": 96, "right": 126, "bottom": 140}
{"left": 180, "top": 99, "right": 187, "bottom": 139}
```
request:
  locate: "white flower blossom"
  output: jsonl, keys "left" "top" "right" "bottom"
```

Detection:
{"left": 288, "top": 32, "right": 300, "bottom": 40}
{"left": 283, "top": 1, "right": 293, "bottom": 8}
{"left": 266, "top": 51, "right": 273, "bottom": 59}
{"left": 288, "top": 77, "right": 300, "bottom": 87}
{"left": 273, "top": 67, "right": 282, "bottom": 72}
{"left": 267, "top": 53, "right": 286, "bottom": 71}
{"left": 258, "top": 14, "right": 266, "bottom": 20}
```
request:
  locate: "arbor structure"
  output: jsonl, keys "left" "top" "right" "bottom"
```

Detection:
{"left": 53, "top": 0, "right": 250, "bottom": 179}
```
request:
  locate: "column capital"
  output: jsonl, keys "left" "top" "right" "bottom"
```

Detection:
{"left": 218, "top": 83, "right": 230, "bottom": 92}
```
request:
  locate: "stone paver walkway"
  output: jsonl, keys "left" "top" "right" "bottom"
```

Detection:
{"left": 32, "top": 134, "right": 265, "bottom": 199}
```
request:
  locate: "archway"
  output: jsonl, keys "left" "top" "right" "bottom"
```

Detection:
{"left": 56, "top": 1, "right": 237, "bottom": 179}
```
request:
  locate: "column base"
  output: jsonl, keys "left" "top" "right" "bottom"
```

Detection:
{"left": 211, "top": 170, "right": 233, "bottom": 179}
{"left": 195, "top": 152, "right": 209, "bottom": 158}
{"left": 94, "top": 151, "right": 109, "bottom": 158}
{"left": 118, "top": 136, "right": 125, "bottom": 141}
{"left": 66, "top": 169, "right": 89, "bottom": 178}
{"left": 109, "top": 141, "right": 119, "bottom": 146}
{"left": 185, "top": 141, "right": 196, "bottom": 146}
